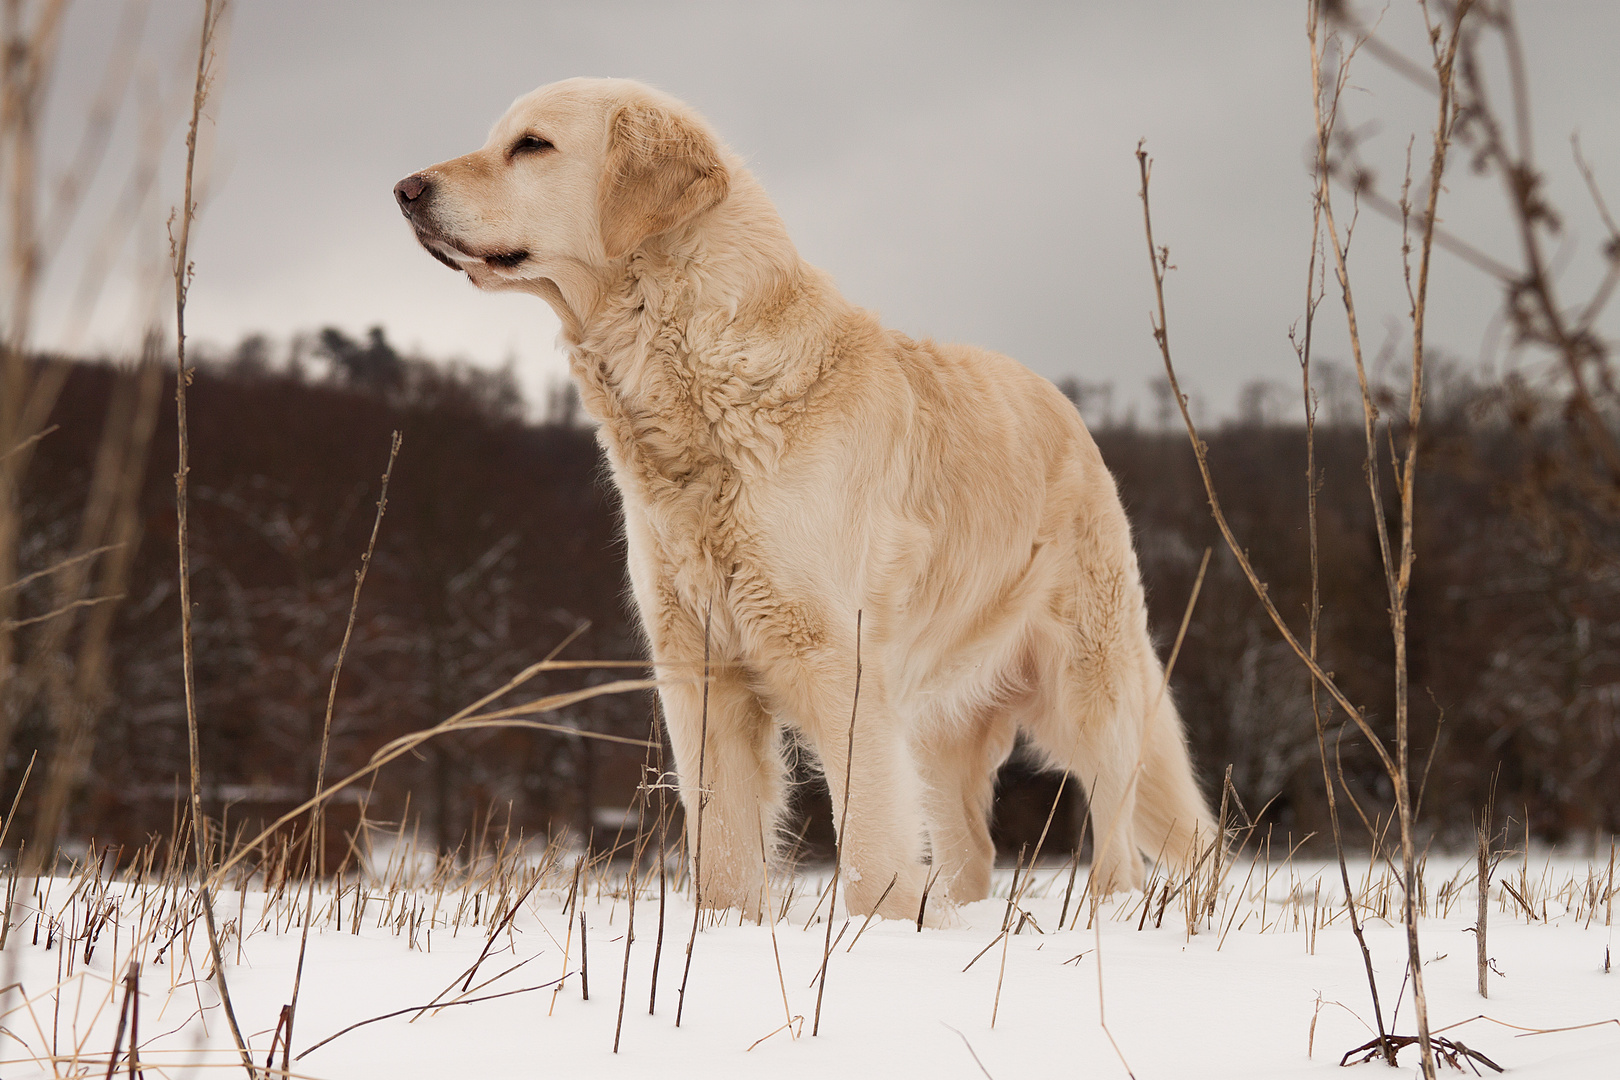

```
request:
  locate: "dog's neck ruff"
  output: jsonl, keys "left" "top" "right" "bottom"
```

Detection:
{"left": 563, "top": 182, "right": 847, "bottom": 487}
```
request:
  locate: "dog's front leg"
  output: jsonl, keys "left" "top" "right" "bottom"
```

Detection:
{"left": 653, "top": 626, "right": 784, "bottom": 919}
{"left": 770, "top": 659, "right": 931, "bottom": 922}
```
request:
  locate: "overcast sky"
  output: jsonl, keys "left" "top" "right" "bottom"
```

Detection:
{"left": 31, "top": 1, "right": 1620, "bottom": 420}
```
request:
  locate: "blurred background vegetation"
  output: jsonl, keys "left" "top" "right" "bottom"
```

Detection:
{"left": 8, "top": 333, "right": 1616, "bottom": 867}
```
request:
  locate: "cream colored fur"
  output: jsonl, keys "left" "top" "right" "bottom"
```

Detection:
{"left": 397, "top": 77, "right": 1215, "bottom": 920}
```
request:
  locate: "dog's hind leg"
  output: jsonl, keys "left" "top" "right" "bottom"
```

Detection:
{"left": 916, "top": 709, "right": 1017, "bottom": 904}
{"left": 1019, "top": 653, "right": 1151, "bottom": 896}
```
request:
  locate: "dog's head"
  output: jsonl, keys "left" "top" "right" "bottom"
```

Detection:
{"left": 393, "top": 78, "right": 731, "bottom": 291}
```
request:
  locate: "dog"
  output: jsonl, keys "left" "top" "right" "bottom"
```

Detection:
{"left": 395, "top": 77, "right": 1215, "bottom": 920}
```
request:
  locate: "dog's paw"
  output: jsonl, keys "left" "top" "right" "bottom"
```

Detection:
{"left": 918, "top": 894, "right": 962, "bottom": 929}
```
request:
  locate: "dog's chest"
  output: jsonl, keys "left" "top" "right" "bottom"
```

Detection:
{"left": 573, "top": 289, "right": 823, "bottom": 635}
{"left": 592, "top": 387, "right": 790, "bottom": 631}
{"left": 577, "top": 310, "right": 777, "bottom": 538}
{"left": 613, "top": 432, "right": 756, "bottom": 575}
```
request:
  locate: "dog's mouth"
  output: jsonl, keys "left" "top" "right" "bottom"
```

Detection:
{"left": 483, "top": 249, "right": 530, "bottom": 269}
{"left": 412, "top": 228, "right": 530, "bottom": 274}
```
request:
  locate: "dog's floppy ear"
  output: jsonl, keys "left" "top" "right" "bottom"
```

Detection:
{"left": 598, "top": 102, "right": 730, "bottom": 260}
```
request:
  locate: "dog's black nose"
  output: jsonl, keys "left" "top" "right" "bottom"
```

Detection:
{"left": 394, "top": 174, "right": 430, "bottom": 212}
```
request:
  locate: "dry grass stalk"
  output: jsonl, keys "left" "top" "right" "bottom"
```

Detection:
{"left": 610, "top": 790, "right": 663, "bottom": 1050}
{"left": 45, "top": 842, "right": 1609, "bottom": 1071}
{"left": 1135, "top": 141, "right": 1395, "bottom": 845}
{"left": 1606, "top": 840, "right": 1614, "bottom": 931}
{"left": 1476, "top": 812, "right": 1492, "bottom": 997}
{"left": 1061, "top": 815, "right": 1091, "bottom": 931}
{"left": 445, "top": 872, "right": 543, "bottom": 1002}
{"left": 1340, "top": 1031, "right": 1503, "bottom": 1073}
{"left": 166, "top": 0, "right": 251, "bottom": 1074}
{"left": 547, "top": 858, "right": 581, "bottom": 1017}
{"left": 1, "top": 2, "right": 161, "bottom": 825}
{"left": 754, "top": 811, "right": 799, "bottom": 1044}
{"left": 28, "top": 350, "right": 162, "bottom": 867}
{"left": 845, "top": 873, "right": 897, "bottom": 954}
{"left": 812, "top": 610, "right": 861, "bottom": 1038}
{"left": 648, "top": 715, "right": 670, "bottom": 1015}
{"left": 102, "top": 960, "right": 136, "bottom": 1080}
{"left": 209, "top": 672, "right": 659, "bottom": 887}
{"left": 675, "top": 602, "right": 712, "bottom": 1028}
{"left": 915, "top": 865, "right": 940, "bottom": 931}
{"left": 800, "top": 871, "right": 837, "bottom": 930}
{"left": 577, "top": 909, "right": 589, "bottom": 1001}
{"left": 989, "top": 879, "right": 1015, "bottom": 1028}
{"left": 0, "top": 0, "right": 69, "bottom": 745}
{"left": 612, "top": 850, "right": 638, "bottom": 1052}
{"left": 607, "top": 682, "right": 668, "bottom": 1046}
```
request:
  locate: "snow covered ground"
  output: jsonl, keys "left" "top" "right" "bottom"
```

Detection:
{"left": 2, "top": 852, "right": 1615, "bottom": 1078}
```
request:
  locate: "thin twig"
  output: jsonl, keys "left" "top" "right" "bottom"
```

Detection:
{"left": 286, "top": 431, "right": 400, "bottom": 1060}
{"left": 1306, "top": 3, "right": 1393, "bottom": 1058}
{"left": 1136, "top": 140, "right": 1399, "bottom": 787}
{"left": 0, "top": 541, "right": 115, "bottom": 594}
{"left": 209, "top": 674, "right": 658, "bottom": 886}
{"left": 1384, "top": 7, "right": 1473, "bottom": 1074}
{"left": 296, "top": 976, "right": 567, "bottom": 1061}
{"left": 943, "top": 1022, "right": 998, "bottom": 1080}
{"left": 1, "top": 592, "right": 123, "bottom": 631}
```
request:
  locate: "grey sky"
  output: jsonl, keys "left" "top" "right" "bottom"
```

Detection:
{"left": 33, "top": 1, "right": 1620, "bottom": 419}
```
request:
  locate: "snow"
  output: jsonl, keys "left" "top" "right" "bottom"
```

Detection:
{"left": 2, "top": 856, "right": 1616, "bottom": 1078}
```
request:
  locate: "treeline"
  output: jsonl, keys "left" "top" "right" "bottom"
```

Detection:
{"left": 10, "top": 330, "right": 1618, "bottom": 865}
{"left": 1117, "top": 409, "right": 1619, "bottom": 852}
{"left": 17, "top": 331, "right": 641, "bottom": 864}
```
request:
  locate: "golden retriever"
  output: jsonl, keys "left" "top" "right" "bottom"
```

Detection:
{"left": 395, "top": 77, "right": 1214, "bottom": 920}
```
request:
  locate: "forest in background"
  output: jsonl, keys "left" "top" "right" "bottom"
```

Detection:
{"left": 9, "top": 325, "right": 1616, "bottom": 868}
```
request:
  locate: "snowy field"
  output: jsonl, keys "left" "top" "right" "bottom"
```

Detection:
{"left": 1, "top": 848, "right": 1615, "bottom": 1079}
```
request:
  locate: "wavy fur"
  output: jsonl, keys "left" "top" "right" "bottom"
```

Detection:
{"left": 396, "top": 77, "right": 1215, "bottom": 919}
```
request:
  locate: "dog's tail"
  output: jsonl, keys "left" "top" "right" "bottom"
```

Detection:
{"left": 1131, "top": 682, "right": 1219, "bottom": 873}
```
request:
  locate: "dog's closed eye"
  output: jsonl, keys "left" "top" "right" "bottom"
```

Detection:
{"left": 510, "top": 133, "right": 554, "bottom": 158}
